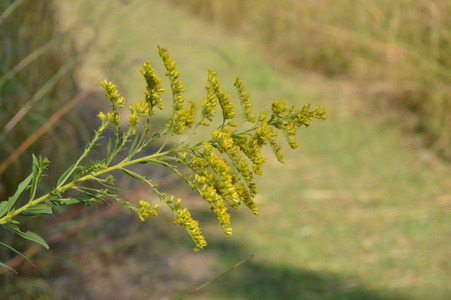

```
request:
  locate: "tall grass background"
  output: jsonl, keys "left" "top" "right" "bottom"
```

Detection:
{"left": 167, "top": 0, "right": 451, "bottom": 160}
{"left": 0, "top": 0, "right": 94, "bottom": 293}
{"left": 0, "top": 0, "right": 84, "bottom": 198}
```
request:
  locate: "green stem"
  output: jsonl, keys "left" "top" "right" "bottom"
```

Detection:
{"left": 57, "top": 126, "right": 106, "bottom": 188}
{"left": 0, "top": 146, "right": 189, "bottom": 224}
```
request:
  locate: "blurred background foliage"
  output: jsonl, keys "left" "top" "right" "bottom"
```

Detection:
{"left": 0, "top": 0, "right": 85, "bottom": 198}
{"left": 168, "top": 0, "right": 451, "bottom": 161}
{"left": 1, "top": 0, "right": 450, "bottom": 299}
{"left": 0, "top": 0, "right": 98, "bottom": 293}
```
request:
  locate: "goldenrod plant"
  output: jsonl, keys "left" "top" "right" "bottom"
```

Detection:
{"left": 0, "top": 45, "right": 326, "bottom": 273}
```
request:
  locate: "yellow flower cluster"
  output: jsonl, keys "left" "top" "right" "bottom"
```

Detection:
{"left": 234, "top": 76, "right": 257, "bottom": 123}
{"left": 140, "top": 61, "right": 165, "bottom": 111}
{"left": 159, "top": 45, "right": 184, "bottom": 111}
{"left": 100, "top": 80, "right": 125, "bottom": 126}
{"left": 159, "top": 46, "right": 197, "bottom": 135}
{"left": 97, "top": 111, "right": 108, "bottom": 131}
{"left": 211, "top": 128, "right": 257, "bottom": 196}
{"left": 229, "top": 168, "right": 258, "bottom": 215}
{"left": 178, "top": 151, "right": 234, "bottom": 234}
{"left": 94, "top": 45, "right": 327, "bottom": 251}
{"left": 202, "top": 186, "right": 232, "bottom": 235}
{"left": 177, "top": 131, "right": 262, "bottom": 232}
{"left": 170, "top": 199, "right": 207, "bottom": 251}
{"left": 129, "top": 99, "right": 149, "bottom": 134}
{"left": 172, "top": 98, "right": 198, "bottom": 135}
{"left": 138, "top": 200, "right": 159, "bottom": 222}
{"left": 100, "top": 80, "right": 125, "bottom": 108}
{"left": 207, "top": 68, "right": 236, "bottom": 122}
{"left": 161, "top": 196, "right": 206, "bottom": 251}
{"left": 234, "top": 134, "right": 266, "bottom": 176}
{"left": 269, "top": 100, "right": 327, "bottom": 149}
{"left": 202, "top": 141, "right": 241, "bottom": 208}
{"left": 199, "top": 87, "right": 218, "bottom": 126}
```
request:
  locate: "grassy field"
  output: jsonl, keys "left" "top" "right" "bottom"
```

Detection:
{"left": 168, "top": 0, "right": 451, "bottom": 161}
{"left": 2, "top": 0, "right": 450, "bottom": 299}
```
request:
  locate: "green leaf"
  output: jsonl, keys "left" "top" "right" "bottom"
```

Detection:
{"left": 6, "top": 173, "right": 33, "bottom": 212}
{"left": 121, "top": 168, "right": 144, "bottom": 182}
{"left": 73, "top": 188, "right": 108, "bottom": 204}
{"left": 4, "top": 223, "right": 19, "bottom": 232}
{"left": 0, "top": 242, "right": 35, "bottom": 267}
{"left": 19, "top": 204, "right": 53, "bottom": 216}
{"left": 20, "top": 231, "right": 49, "bottom": 249}
{"left": 0, "top": 201, "right": 8, "bottom": 217}
{"left": 32, "top": 154, "right": 39, "bottom": 178}
{"left": 73, "top": 167, "right": 83, "bottom": 180}
{"left": 128, "top": 134, "right": 139, "bottom": 157}
{"left": 149, "top": 161, "right": 166, "bottom": 167}
{"left": 1, "top": 224, "right": 15, "bottom": 234}
{"left": 51, "top": 198, "right": 95, "bottom": 206}
{"left": 30, "top": 154, "right": 40, "bottom": 200}
{"left": 6, "top": 224, "right": 49, "bottom": 249}
{"left": 17, "top": 231, "right": 49, "bottom": 249}
{"left": 0, "top": 262, "right": 17, "bottom": 274}
{"left": 106, "top": 138, "right": 112, "bottom": 158}
{"left": 65, "top": 198, "right": 93, "bottom": 206}
{"left": 57, "top": 163, "right": 76, "bottom": 188}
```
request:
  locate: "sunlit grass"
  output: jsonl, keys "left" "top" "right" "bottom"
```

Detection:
{"left": 168, "top": 0, "right": 451, "bottom": 161}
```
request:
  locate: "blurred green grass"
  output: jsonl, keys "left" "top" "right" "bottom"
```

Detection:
{"left": 1, "top": 0, "right": 450, "bottom": 299}
{"left": 168, "top": 0, "right": 451, "bottom": 161}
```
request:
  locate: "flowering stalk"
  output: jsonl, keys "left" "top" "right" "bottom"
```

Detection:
{"left": 0, "top": 45, "right": 326, "bottom": 272}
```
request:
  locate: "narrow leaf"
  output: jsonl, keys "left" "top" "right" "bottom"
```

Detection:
{"left": 0, "top": 262, "right": 17, "bottom": 273}
{"left": 73, "top": 189, "right": 108, "bottom": 204}
{"left": 57, "top": 163, "right": 76, "bottom": 188}
{"left": 65, "top": 198, "right": 94, "bottom": 206}
{"left": 0, "top": 201, "right": 8, "bottom": 217}
{"left": 106, "top": 138, "right": 112, "bottom": 160}
{"left": 0, "top": 242, "right": 35, "bottom": 267}
{"left": 6, "top": 173, "right": 33, "bottom": 212}
{"left": 30, "top": 154, "right": 40, "bottom": 200}
{"left": 121, "top": 168, "right": 144, "bottom": 182}
{"left": 15, "top": 230, "right": 49, "bottom": 249}
{"left": 32, "top": 154, "right": 39, "bottom": 179}
{"left": 73, "top": 168, "right": 83, "bottom": 180}
{"left": 6, "top": 224, "right": 49, "bottom": 249}
{"left": 51, "top": 198, "right": 95, "bottom": 206}
{"left": 1, "top": 224, "right": 15, "bottom": 234}
{"left": 128, "top": 134, "right": 139, "bottom": 157}
{"left": 19, "top": 204, "right": 53, "bottom": 216}
{"left": 5, "top": 223, "right": 20, "bottom": 232}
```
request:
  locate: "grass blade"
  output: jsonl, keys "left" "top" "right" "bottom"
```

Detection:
{"left": 0, "top": 262, "right": 17, "bottom": 274}
{"left": 0, "top": 241, "right": 35, "bottom": 267}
